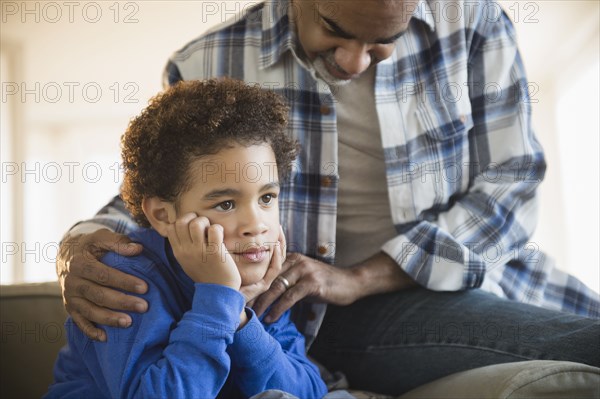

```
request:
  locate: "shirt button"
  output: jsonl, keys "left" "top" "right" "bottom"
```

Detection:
{"left": 307, "top": 311, "right": 317, "bottom": 321}
{"left": 470, "top": 273, "right": 477, "bottom": 286}
{"left": 318, "top": 245, "right": 328, "bottom": 255}
{"left": 459, "top": 114, "right": 467, "bottom": 124}
{"left": 321, "top": 176, "right": 334, "bottom": 187}
{"left": 320, "top": 105, "right": 331, "bottom": 115}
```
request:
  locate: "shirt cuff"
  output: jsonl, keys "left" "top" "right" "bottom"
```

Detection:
{"left": 382, "top": 234, "right": 465, "bottom": 290}
{"left": 189, "top": 283, "right": 245, "bottom": 330}
{"left": 228, "top": 308, "right": 277, "bottom": 368}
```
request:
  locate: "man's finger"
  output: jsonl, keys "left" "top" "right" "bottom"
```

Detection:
{"left": 102, "top": 240, "right": 143, "bottom": 256}
{"left": 68, "top": 296, "right": 132, "bottom": 329}
{"left": 84, "top": 229, "right": 142, "bottom": 257}
{"left": 282, "top": 251, "right": 304, "bottom": 273}
{"left": 264, "top": 283, "right": 306, "bottom": 323}
{"left": 252, "top": 285, "right": 285, "bottom": 317}
{"left": 252, "top": 260, "right": 303, "bottom": 316}
{"left": 77, "top": 258, "right": 147, "bottom": 294}
{"left": 70, "top": 311, "right": 106, "bottom": 342}
{"left": 68, "top": 277, "right": 147, "bottom": 313}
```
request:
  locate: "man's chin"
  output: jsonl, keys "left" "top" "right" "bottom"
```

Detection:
{"left": 313, "top": 57, "right": 353, "bottom": 86}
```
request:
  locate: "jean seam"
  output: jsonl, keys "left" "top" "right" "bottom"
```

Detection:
{"left": 326, "top": 343, "right": 539, "bottom": 361}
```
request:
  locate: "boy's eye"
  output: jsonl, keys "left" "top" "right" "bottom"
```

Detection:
{"left": 215, "top": 200, "right": 234, "bottom": 211}
{"left": 260, "top": 194, "right": 276, "bottom": 205}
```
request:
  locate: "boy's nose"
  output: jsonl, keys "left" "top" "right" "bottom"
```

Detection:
{"left": 243, "top": 223, "right": 268, "bottom": 237}
{"left": 240, "top": 208, "right": 268, "bottom": 237}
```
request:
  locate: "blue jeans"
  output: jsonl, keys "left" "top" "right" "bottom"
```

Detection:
{"left": 308, "top": 287, "right": 600, "bottom": 395}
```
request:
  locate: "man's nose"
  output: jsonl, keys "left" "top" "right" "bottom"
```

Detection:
{"left": 334, "top": 42, "right": 373, "bottom": 76}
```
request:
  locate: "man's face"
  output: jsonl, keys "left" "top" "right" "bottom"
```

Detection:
{"left": 293, "top": 0, "right": 417, "bottom": 85}
{"left": 175, "top": 144, "right": 281, "bottom": 286}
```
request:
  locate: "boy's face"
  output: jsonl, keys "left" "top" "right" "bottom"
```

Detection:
{"left": 175, "top": 144, "right": 281, "bottom": 286}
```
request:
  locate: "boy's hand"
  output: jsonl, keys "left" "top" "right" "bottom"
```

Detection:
{"left": 57, "top": 229, "right": 147, "bottom": 342}
{"left": 166, "top": 213, "right": 241, "bottom": 290}
{"left": 240, "top": 226, "right": 286, "bottom": 305}
{"left": 238, "top": 309, "right": 249, "bottom": 330}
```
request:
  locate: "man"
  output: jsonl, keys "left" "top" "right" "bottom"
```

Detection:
{"left": 58, "top": 0, "right": 599, "bottom": 394}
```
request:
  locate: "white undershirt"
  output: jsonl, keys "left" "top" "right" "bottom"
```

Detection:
{"left": 333, "top": 68, "right": 398, "bottom": 267}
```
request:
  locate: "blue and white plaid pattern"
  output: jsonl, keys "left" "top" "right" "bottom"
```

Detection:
{"left": 78, "top": 0, "right": 599, "bottom": 342}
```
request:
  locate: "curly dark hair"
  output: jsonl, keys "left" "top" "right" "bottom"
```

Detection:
{"left": 120, "top": 78, "right": 297, "bottom": 227}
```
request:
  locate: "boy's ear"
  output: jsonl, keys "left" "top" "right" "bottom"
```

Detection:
{"left": 142, "top": 197, "right": 176, "bottom": 237}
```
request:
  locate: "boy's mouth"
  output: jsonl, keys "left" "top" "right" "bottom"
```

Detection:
{"left": 233, "top": 246, "right": 269, "bottom": 263}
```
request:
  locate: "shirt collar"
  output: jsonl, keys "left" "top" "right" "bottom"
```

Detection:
{"left": 259, "top": 0, "right": 298, "bottom": 69}
{"left": 413, "top": 0, "right": 437, "bottom": 32}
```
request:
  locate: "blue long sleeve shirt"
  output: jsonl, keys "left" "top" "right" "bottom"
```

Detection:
{"left": 46, "top": 228, "right": 327, "bottom": 399}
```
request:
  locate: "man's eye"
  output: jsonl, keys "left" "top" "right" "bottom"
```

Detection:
{"left": 320, "top": 21, "right": 338, "bottom": 36}
{"left": 215, "top": 201, "right": 234, "bottom": 211}
{"left": 323, "top": 25, "right": 336, "bottom": 35}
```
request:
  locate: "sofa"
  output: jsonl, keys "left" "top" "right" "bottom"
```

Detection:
{"left": 1, "top": 282, "right": 598, "bottom": 399}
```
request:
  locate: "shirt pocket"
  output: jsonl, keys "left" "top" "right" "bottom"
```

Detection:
{"left": 408, "top": 93, "right": 474, "bottom": 221}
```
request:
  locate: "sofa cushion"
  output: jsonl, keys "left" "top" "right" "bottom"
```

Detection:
{"left": 399, "top": 360, "right": 600, "bottom": 398}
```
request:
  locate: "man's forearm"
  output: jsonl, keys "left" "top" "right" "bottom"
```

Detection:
{"left": 349, "top": 251, "right": 417, "bottom": 302}
{"left": 67, "top": 195, "right": 138, "bottom": 237}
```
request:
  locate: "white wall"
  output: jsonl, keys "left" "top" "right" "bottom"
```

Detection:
{"left": 1, "top": 1, "right": 599, "bottom": 292}
{"left": 498, "top": 0, "right": 600, "bottom": 292}
{"left": 2, "top": 0, "right": 248, "bottom": 282}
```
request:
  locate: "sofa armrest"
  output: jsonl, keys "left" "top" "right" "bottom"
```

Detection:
{"left": 1, "top": 282, "right": 68, "bottom": 398}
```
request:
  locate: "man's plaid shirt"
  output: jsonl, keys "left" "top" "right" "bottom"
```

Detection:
{"left": 76, "top": 0, "right": 599, "bottom": 343}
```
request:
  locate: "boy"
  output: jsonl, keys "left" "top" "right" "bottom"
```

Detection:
{"left": 45, "top": 79, "right": 328, "bottom": 398}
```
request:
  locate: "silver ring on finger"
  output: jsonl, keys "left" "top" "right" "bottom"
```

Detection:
{"left": 276, "top": 275, "right": 292, "bottom": 291}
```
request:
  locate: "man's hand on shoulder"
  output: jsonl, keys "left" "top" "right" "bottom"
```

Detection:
{"left": 57, "top": 228, "right": 148, "bottom": 341}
